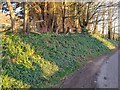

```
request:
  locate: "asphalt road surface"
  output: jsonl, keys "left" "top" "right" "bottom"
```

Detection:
{"left": 60, "top": 50, "right": 119, "bottom": 88}
{"left": 96, "top": 50, "right": 119, "bottom": 88}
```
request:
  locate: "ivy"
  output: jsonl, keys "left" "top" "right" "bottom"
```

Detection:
{"left": 1, "top": 32, "right": 118, "bottom": 88}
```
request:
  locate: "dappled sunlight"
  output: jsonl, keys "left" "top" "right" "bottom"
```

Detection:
{"left": 2, "top": 75, "right": 31, "bottom": 88}
{"left": 1, "top": 32, "right": 118, "bottom": 88}
{"left": 92, "top": 34, "right": 116, "bottom": 49}
{"left": 2, "top": 34, "right": 59, "bottom": 88}
{"left": 0, "top": 1, "right": 119, "bottom": 88}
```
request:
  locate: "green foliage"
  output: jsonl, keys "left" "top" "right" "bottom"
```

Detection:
{"left": 92, "top": 34, "right": 117, "bottom": 49}
{"left": 1, "top": 32, "right": 118, "bottom": 88}
{"left": 2, "top": 33, "right": 59, "bottom": 88}
{"left": 81, "top": 28, "right": 88, "bottom": 34}
{"left": 2, "top": 75, "right": 30, "bottom": 88}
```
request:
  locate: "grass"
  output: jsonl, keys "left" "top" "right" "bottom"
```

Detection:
{"left": 1, "top": 32, "right": 118, "bottom": 88}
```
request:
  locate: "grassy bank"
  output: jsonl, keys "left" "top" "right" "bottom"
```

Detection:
{"left": 1, "top": 32, "right": 118, "bottom": 88}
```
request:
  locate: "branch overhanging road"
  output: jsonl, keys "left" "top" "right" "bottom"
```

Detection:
{"left": 60, "top": 50, "right": 119, "bottom": 88}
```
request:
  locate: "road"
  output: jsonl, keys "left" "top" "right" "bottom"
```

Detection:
{"left": 96, "top": 50, "right": 119, "bottom": 88}
{"left": 60, "top": 50, "right": 119, "bottom": 88}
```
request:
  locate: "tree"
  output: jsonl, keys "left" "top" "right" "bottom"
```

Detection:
{"left": 101, "top": 4, "right": 106, "bottom": 35}
{"left": 4, "top": 1, "right": 118, "bottom": 37}
{"left": 23, "top": 2, "right": 29, "bottom": 34}
{"left": 93, "top": 13, "right": 99, "bottom": 34}
{"left": 6, "top": 0, "right": 16, "bottom": 32}
{"left": 62, "top": 1, "right": 66, "bottom": 33}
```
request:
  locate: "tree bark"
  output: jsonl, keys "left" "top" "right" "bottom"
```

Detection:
{"left": 102, "top": 18, "right": 105, "bottom": 34}
{"left": 108, "top": 6, "right": 112, "bottom": 39}
{"left": 52, "top": 2, "right": 56, "bottom": 32}
{"left": 62, "top": 2, "right": 66, "bottom": 33}
{"left": 23, "top": 2, "right": 29, "bottom": 34}
{"left": 44, "top": 2, "right": 48, "bottom": 31}
{"left": 6, "top": 0, "right": 16, "bottom": 32}
{"left": 93, "top": 13, "right": 99, "bottom": 34}
{"left": 112, "top": 22, "right": 116, "bottom": 40}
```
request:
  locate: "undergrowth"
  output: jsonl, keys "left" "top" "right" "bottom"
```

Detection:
{"left": 1, "top": 32, "right": 118, "bottom": 88}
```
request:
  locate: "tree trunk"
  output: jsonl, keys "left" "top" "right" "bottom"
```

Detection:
{"left": 93, "top": 22, "right": 98, "bottom": 34}
{"left": 23, "top": 2, "right": 29, "bottom": 34}
{"left": 112, "top": 22, "right": 116, "bottom": 40}
{"left": 52, "top": 2, "right": 56, "bottom": 32}
{"left": 108, "top": 21, "right": 112, "bottom": 39}
{"left": 102, "top": 5, "right": 106, "bottom": 35}
{"left": 93, "top": 14, "right": 99, "bottom": 34}
{"left": 62, "top": 2, "right": 66, "bottom": 33}
{"left": 108, "top": 6, "right": 112, "bottom": 39}
{"left": 6, "top": 0, "right": 16, "bottom": 32}
{"left": 102, "top": 19, "right": 105, "bottom": 35}
{"left": 108, "top": 28, "right": 111, "bottom": 39}
{"left": 44, "top": 2, "right": 48, "bottom": 31}
{"left": 75, "top": 3, "right": 79, "bottom": 28}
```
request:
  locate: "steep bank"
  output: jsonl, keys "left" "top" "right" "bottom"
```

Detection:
{"left": 1, "top": 32, "right": 118, "bottom": 88}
